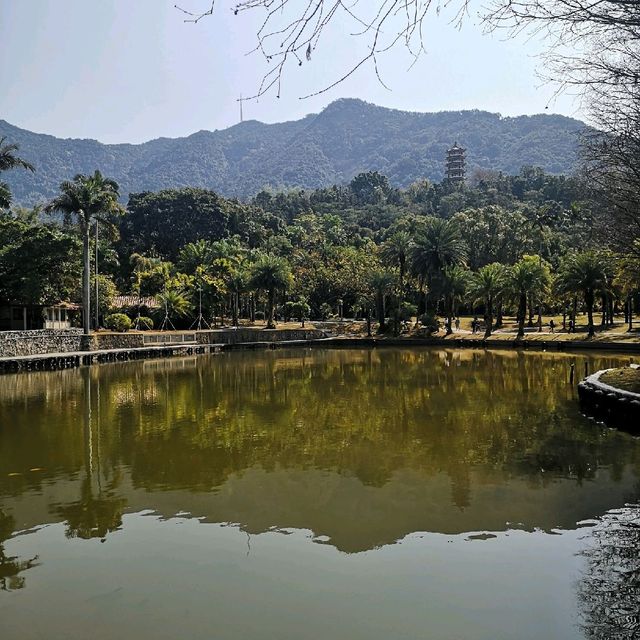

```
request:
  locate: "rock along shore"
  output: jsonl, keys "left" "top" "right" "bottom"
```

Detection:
{"left": 578, "top": 368, "right": 640, "bottom": 433}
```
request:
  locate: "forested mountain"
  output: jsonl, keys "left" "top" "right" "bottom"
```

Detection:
{"left": 0, "top": 99, "right": 585, "bottom": 205}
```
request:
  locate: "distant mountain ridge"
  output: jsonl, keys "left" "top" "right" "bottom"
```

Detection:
{"left": 0, "top": 99, "right": 586, "bottom": 205}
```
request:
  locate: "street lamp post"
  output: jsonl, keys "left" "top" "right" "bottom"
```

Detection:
{"left": 95, "top": 220, "right": 99, "bottom": 329}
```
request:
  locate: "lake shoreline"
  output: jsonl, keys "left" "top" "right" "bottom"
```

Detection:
{"left": 1, "top": 329, "right": 640, "bottom": 375}
{"left": 578, "top": 367, "right": 640, "bottom": 432}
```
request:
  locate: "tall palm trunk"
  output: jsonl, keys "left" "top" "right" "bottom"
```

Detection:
{"left": 376, "top": 292, "right": 386, "bottom": 333}
{"left": 608, "top": 296, "right": 614, "bottom": 327}
{"left": 517, "top": 292, "right": 526, "bottom": 338}
{"left": 232, "top": 292, "right": 239, "bottom": 326}
{"left": 82, "top": 220, "right": 91, "bottom": 335}
{"left": 267, "top": 288, "right": 276, "bottom": 329}
{"left": 628, "top": 296, "right": 634, "bottom": 332}
{"left": 586, "top": 289, "right": 595, "bottom": 337}
{"left": 495, "top": 298, "right": 503, "bottom": 329}
{"left": 624, "top": 296, "right": 629, "bottom": 324}
{"left": 484, "top": 296, "right": 493, "bottom": 338}
{"left": 527, "top": 293, "right": 534, "bottom": 327}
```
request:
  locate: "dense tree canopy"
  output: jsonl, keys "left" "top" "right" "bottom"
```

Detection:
{"left": 1, "top": 158, "right": 638, "bottom": 336}
{"left": 0, "top": 215, "right": 81, "bottom": 305}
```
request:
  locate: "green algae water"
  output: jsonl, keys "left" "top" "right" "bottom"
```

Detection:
{"left": 1, "top": 347, "right": 639, "bottom": 640}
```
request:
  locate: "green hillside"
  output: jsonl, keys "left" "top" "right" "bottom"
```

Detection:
{"left": 0, "top": 99, "right": 585, "bottom": 205}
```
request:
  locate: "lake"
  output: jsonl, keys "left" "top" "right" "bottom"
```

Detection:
{"left": 1, "top": 347, "right": 638, "bottom": 639}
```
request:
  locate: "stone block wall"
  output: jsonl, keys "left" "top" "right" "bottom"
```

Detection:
{"left": 0, "top": 330, "right": 86, "bottom": 358}
{"left": 0, "top": 327, "right": 327, "bottom": 358}
{"left": 91, "top": 333, "right": 146, "bottom": 350}
{"left": 196, "top": 328, "right": 327, "bottom": 345}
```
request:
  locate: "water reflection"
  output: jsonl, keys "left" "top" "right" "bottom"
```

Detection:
{"left": 0, "top": 510, "right": 39, "bottom": 591}
{"left": 1, "top": 348, "right": 640, "bottom": 638}
{"left": 1, "top": 348, "right": 638, "bottom": 554}
{"left": 578, "top": 502, "right": 640, "bottom": 639}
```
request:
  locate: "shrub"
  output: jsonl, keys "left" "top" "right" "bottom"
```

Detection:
{"left": 290, "top": 300, "right": 311, "bottom": 326}
{"left": 255, "top": 311, "right": 265, "bottom": 321}
{"left": 399, "top": 302, "right": 418, "bottom": 322}
{"left": 319, "top": 302, "right": 333, "bottom": 320}
{"left": 282, "top": 301, "right": 295, "bottom": 321}
{"left": 419, "top": 312, "right": 440, "bottom": 333}
{"left": 137, "top": 316, "right": 154, "bottom": 331}
{"left": 104, "top": 313, "right": 132, "bottom": 333}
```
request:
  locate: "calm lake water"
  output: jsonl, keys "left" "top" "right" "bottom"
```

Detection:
{"left": 1, "top": 347, "right": 639, "bottom": 640}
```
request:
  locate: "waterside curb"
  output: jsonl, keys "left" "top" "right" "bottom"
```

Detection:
{"left": 578, "top": 369, "right": 640, "bottom": 432}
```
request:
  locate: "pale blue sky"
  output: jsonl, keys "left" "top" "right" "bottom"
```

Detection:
{"left": 0, "top": 0, "right": 582, "bottom": 144}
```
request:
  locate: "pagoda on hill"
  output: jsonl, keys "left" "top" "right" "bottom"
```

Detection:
{"left": 445, "top": 142, "right": 466, "bottom": 184}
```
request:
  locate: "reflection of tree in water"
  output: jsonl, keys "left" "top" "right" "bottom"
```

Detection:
{"left": 53, "top": 369, "right": 127, "bottom": 541}
{"left": 55, "top": 477, "right": 126, "bottom": 540}
{"left": 0, "top": 510, "right": 39, "bottom": 591}
{"left": 2, "top": 349, "right": 639, "bottom": 520}
{"left": 578, "top": 502, "right": 640, "bottom": 639}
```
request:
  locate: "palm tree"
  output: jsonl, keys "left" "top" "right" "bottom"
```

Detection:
{"left": 470, "top": 263, "right": 507, "bottom": 338}
{"left": 0, "top": 137, "right": 35, "bottom": 211}
{"left": 228, "top": 269, "right": 249, "bottom": 327}
{"left": 0, "top": 137, "right": 35, "bottom": 173}
{"left": 410, "top": 218, "right": 467, "bottom": 312}
{"left": 381, "top": 231, "right": 412, "bottom": 291}
{"left": 380, "top": 231, "right": 412, "bottom": 334}
{"left": 614, "top": 241, "right": 640, "bottom": 331}
{"left": 156, "top": 287, "right": 194, "bottom": 323}
{"left": 508, "top": 255, "right": 552, "bottom": 339}
{"left": 177, "top": 239, "right": 217, "bottom": 274}
{"left": 557, "top": 251, "right": 608, "bottom": 338}
{"left": 248, "top": 254, "right": 293, "bottom": 329}
{"left": 0, "top": 182, "right": 11, "bottom": 210}
{"left": 441, "top": 265, "right": 470, "bottom": 334}
{"left": 45, "top": 171, "right": 123, "bottom": 334}
{"left": 369, "top": 269, "right": 395, "bottom": 333}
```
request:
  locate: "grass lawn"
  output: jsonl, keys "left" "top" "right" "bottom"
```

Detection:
{"left": 436, "top": 314, "right": 640, "bottom": 343}
{"left": 599, "top": 367, "right": 640, "bottom": 393}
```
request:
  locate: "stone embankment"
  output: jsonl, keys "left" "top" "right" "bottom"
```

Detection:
{"left": 578, "top": 367, "right": 640, "bottom": 433}
{"left": 0, "top": 328, "right": 328, "bottom": 373}
{"left": 2, "top": 328, "right": 640, "bottom": 376}
{"left": 0, "top": 329, "right": 88, "bottom": 358}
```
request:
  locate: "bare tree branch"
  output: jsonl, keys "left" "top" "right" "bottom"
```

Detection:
{"left": 177, "top": 1, "right": 470, "bottom": 100}
{"left": 177, "top": 1, "right": 640, "bottom": 253}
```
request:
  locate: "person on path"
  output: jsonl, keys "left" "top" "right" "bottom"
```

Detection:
{"left": 549, "top": 319, "right": 555, "bottom": 333}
